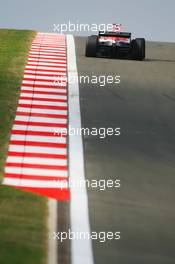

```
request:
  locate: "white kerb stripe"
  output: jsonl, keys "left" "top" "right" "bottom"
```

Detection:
{"left": 23, "top": 75, "right": 66, "bottom": 81}
{"left": 7, "top": 156, "right": 67, "bottom": 166}
{"left": 9, "top": 145, "right": 67, "bottom": 155}
{"left": 20, "top": 93, "right": 67, "bottom": 100}
{"left": 15, "top": 115, "right": 67, "bottom": 124}
{"left": 24, "top": 70, "right": 66, "bottom": 76}
{"left": 5, "top": 167, "right": 68, "bottom": 177}
{"left": 10, "top": 134, "right": 66, "bottom": 144}
{"left": 21, "top": 87, "right": 67, "bottom": 94}
{"left": 12, "top": 124, "right": 65, "bottom": 133}
{"left": 16, "top": 107, "right": 67, "bottom": 115}
{"left": 18, "top": 100, "right": 67, "bottom": 107}
{"left": 3, "top": 178, "right": 68, "bottom": 188}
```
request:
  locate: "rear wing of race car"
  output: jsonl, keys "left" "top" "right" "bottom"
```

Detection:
{"left": 99, "top": 31, "right": 131, "bottom": 38}
{"left": 86, "top": 25, "right": 145, "bottom": 60}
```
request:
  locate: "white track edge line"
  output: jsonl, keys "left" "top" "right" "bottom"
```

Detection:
{"left": 48, "top": 199, "right": 58, "bottom": 264}
{"left": 67, "top": 34, "right": 94, "bottom": 264}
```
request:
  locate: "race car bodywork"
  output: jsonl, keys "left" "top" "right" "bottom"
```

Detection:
{"left": 85, "top": 29, "right": 145, "bottom": 60}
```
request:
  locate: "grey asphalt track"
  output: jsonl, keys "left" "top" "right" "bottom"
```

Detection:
{"left": 75, "top": 37, "right": 175, "bottom": 264}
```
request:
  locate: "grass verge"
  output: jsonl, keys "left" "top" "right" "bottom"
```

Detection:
{"left": 0, "top": 29, "right": 47, "bottom": 264}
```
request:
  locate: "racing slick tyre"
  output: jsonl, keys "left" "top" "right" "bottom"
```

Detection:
{"left": 131, "top": 38, "right": 145, "bottom": 60}
{"left": 85, "top": 35, "right": 98, "bottom": 57}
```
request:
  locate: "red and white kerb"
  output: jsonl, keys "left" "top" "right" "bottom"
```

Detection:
{"left": 3, "top": 33, "right": 69, "bottom": 200}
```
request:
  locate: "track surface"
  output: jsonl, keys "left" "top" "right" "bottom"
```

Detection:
{"left": 75, "top": 37, "right": 175, "bottom": 264}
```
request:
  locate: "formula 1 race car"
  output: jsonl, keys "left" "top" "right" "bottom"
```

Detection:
{"left": 85, "top": 26, "right": 145, "bottom": 60}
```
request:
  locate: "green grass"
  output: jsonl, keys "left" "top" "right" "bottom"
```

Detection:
{"left": 0, "top": 29, "right": 48, "bottom": 264}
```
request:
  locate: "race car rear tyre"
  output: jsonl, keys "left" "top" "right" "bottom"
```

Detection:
{"left": 131, "top": 38, "right": 145, "bottom": 60}
{"left": 85, "top": 35, "right": 98, "bottom": 57}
